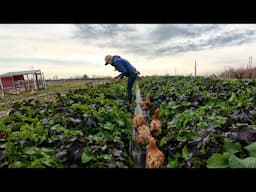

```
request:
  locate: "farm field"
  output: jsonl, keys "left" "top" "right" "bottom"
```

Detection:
{"left": 0, "top": 80, "right": 106, "bottom": 119}
{"left": 1, "top": 76, "right": 256, "bottom": 168}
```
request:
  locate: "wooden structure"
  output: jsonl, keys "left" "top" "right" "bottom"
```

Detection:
{"left": 0, "top": 70, "right": 47, "bottom": 94}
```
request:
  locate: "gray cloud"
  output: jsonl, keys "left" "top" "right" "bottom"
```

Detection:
{"left": 155, "top": 30, "right": 256, "bottom": 55}
{"left": 74, "top": 24, "right": 135, "bottom": 40}
{"left": 206, "top": 30, "right": 255, "bottom": 47}
{"left": 150, "top": 24, "right": 219, "bottom": 42}
{"left": 73, "top": 24, "right": 256, "bottom": 56}
{"left": 150, "top": 25, "right": 197, "bottom": 41}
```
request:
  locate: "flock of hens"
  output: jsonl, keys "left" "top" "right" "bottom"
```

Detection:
{"left": 133, "top": 95, "right": 165, "bottom": 168}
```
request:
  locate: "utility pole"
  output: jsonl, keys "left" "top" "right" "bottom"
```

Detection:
{"left": 175, "top": 66, "right": 176, "bottom": 76}
{"left": 195, "top": 60, "right": 197, "bottom": 77}
{"left": 224, "top": 66, "right": 227, "bottom": 79}
{"left": 249, "top": 56, "right": 251, "bottom": 69}
{"left": 248, "top": 56, "right": 253, "bottom": 69}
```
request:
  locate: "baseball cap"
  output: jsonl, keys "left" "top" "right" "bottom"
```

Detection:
{"left": 104, "top": 55, "right": 112, "bottom": 65}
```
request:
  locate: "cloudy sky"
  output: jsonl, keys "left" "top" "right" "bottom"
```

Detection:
{"left": 0, "top": 24, "right": 255, "bottom": 79}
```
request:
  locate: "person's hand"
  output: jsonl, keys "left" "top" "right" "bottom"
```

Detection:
{"left": 114, "top": 76, "right": 121, "bottom": 82}
{"left": 115, "top": 77, "right": 121, "bottom": 82}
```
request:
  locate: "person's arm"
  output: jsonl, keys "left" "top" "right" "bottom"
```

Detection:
{"left": 115, "top": 60, "right": 128, "bottom": 79}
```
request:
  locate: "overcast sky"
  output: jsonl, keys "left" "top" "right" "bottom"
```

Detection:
{"left": 0, "top": 24, "right": 255, "bottom": 79}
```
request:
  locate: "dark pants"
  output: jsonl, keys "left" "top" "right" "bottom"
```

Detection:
{"left": 127, "top": 73, "right": 138, "bottom": 103}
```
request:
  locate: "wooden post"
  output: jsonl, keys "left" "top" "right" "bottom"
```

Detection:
{"left": 39, "top": 72, "right": 44, "bottom": 89}
{"left": 35, "top": 73, "right": 39, "bottom": 90}
{"left": 0, "top": 77, "right": 3, "bottom": 90}
{"left": 33, "top": 72, "right": 38, "bottom": 90}
{"left": 0, "top": 77, "right": 4, "bottom": 98}
{"left": 42, "top": 72, "right": 47, "bottom": 89}
{"left": 12, "top": 76, "right": 16, "bottom": 91}
{"left": 23, "top": 75, "right": 27, "bottom": 91}
{"left": 26, "top": 74, "right": 30, "bottom": 91}
{"left": 39, "top": 72, "right": 42, "bottom": 89}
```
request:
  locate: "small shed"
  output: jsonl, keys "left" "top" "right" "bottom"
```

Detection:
{"left": 0, "top": 69, "right": 47, "bottom": 94}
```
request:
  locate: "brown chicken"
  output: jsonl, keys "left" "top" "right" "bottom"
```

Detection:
{"left": 10, "top": 90, "right": 21, "bottom": 95}
{"left": 135, "top": 124, "right": 151, "bottom": 145}
{"left": 133, "top": 112, "right": 147, "bottom": 128}
{"left": 30, "top": 89, "right": 38, "bottom": 95}
{"left": 139, "top": 94, "right": 151, "bottom": 111}
{"left": 146, "top": 136, "right": 165, "bottom": 168}
{"left": 150, "top": 107, "right": 162, "bottom": 137}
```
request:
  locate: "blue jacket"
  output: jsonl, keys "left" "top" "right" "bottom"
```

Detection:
{"left": 112, "top": 55, "right": 137, "bottom": 79}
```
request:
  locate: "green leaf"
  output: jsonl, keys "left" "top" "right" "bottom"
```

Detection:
{"left": 40, "top": 148, "right": 55, "bottom": 156}
{"left": 50, "top": 124, "right": 66, "bottom": 132}
{"left": 118, "top": 120, "right": 125, "bottom": 127}
{"left": 229, "top": 155, "right": 244, "bottom": 168}
{"left": 229, "top": 155, "right": 256, "bottom": 168}
{"left": 223, "top": 152, "right": 232, "bottom": 159}
{"left": 167, "top": 159, "right": 181, "bottom": 168}
{"left": 104, "top": 122, "right": 114, "bottom": 130}
{"left": 22, "top": 117, "right": 39, "bottom": 124}
{"left": 197, "top": 122, "right": 208, "bottom": 129}
{"left": 71, "top": 104, "right": 92, "bottom": 112}
{"left": 41, "top": 158, "right": 59, "bottom": 167}
{"left": 22, "top": 106, "right": 34, "bottom": 115}
{"left": 183, "top": 119, "right": 190, "bottom": 128}
{"left": 48, "top": 135, "right": 59, "bottom": 143}
{"left": 206, "top": 153, "right": 229, "bottom": 168}
{"left": 31, "top": 158, "right": 46, "bottom": 168}
{"left": 249, "top": 125, "right": 256, "bottom": 130}
{"left": 9, "top": 161, "right": 24, "bottom": 168}
{"left": 23, "top": 146, "right": 38, "bottom": 155}
{"left": 90, "top": 162, "right": 107, "bottom": 168}
{"left": 159, "top": 137, "right": 167, "bottom": 147}
{"left": 245, "top": 142, "right": 256, "bottom": 157}
{"left": 167, "top": 154, "right": 182, "bottom": 168}
{"left": 0, "top": 123, "right": 7, "bottom": 132}
{"left": 115, "top": 161, "right": 125, "bottom": 168}
{"left": 64, "top": 129, "right": 83, "bottom": 137}
{"left": 241, "top": 157, "right": 256, "bottom": 168}
{"left": 101, "top": 145, "right": 107, "bottom": 151}
{"left": 102, "top": 154, "right": 113, "bottom": 161}
{"left": 223, "top": 141, "right": 242, "bottom": 154}
{"left": 229, "top": 92, "right": 237, "bottom": 103}
{"left": 182, "top": 145, "right": 189, "bottom": 160}
{"left": 81, "top": 149, "right": 95, "bottom": 164}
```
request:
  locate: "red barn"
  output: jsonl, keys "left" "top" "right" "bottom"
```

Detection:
{"left": 0, "top": 69, "right": 47, "bottom": 94}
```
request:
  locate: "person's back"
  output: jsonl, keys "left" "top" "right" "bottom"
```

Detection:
{"left": 112, "top": 55, "right": 137, "bottom": 76}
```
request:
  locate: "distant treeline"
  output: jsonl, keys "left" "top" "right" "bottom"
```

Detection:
{"left": 219, "top": 67, "right": 256, "bottom": 79}
{"left": 46, "top": 75, "right": 112, "bottom": 81}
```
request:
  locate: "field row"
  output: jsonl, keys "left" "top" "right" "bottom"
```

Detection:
{"left": 1, "top": 76, "right": 256, "bottom": 168}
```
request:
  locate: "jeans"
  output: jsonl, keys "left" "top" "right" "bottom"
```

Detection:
{"left": 127, "top": 73, "right": 138, "bottom": 103}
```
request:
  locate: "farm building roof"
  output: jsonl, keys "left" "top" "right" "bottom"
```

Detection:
{"left": 0, "top": 70, "right": 41, "bottom": 77}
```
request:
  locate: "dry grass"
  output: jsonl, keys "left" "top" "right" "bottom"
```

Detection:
{"left": 220, "top": 67, "right": 256, "bottom": 79}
